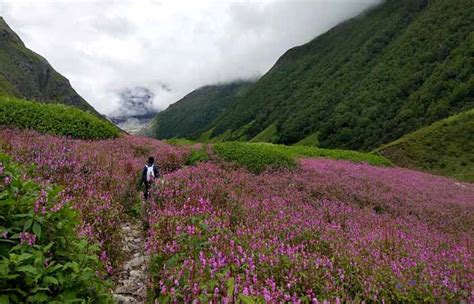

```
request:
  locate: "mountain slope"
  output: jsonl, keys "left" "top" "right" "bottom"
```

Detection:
{"left": 207, "top": 0, "right": 473, "bottom": 150}
{"left": 0, "top": 17, "right": 99, "bottom": 114}
{"left": 151, "top": 81, "right": 253, "bottom": 139}
{"left": 377, "top": 109, "right": 474, "bottom": 182}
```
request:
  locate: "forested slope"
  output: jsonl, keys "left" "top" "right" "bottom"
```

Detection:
{"left": 151, "top": 81, "right": 252, "bottom": 139}
{"left": 0, "top": 17, "right": 99, "bottom": 114}
{"left": 208, "top": 0, "right": 473, "bottom": 150}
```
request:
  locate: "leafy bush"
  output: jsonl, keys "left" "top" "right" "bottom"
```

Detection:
{"left": 0, "top": 96, "right": 119, "bottom": 139}
{"left": 0, "top": 152, "right": 112, "bottom": 303}
{"left": 185, "top": 145, "right": 210, "bottom": 166}
{"left": 213, "top": 142, "right": 296, "bottom": 173}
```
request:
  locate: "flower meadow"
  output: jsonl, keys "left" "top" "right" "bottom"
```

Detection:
{"left": 0, "top": 128, "right": 190, "bottom": 272}
{"left": 147, "top": 161, "right": 473, "bottom": 303}
{"left": 1, "top": 127, "right": 473, "bottom": 303}
{"left": 0, "top": 152, "right": 113, "bottom": 302}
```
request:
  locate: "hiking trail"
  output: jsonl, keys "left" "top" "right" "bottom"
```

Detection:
{"left": 112, "top": 221, "right": 149, "bottom": 304}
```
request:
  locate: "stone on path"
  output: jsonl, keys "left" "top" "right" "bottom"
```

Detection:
{"left": 112, "top": 222, "right": 149, "bottom": 304}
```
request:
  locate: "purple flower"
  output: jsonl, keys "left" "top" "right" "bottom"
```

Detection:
{"left": 20, "top": 232, "right": 36, "bottom": 246}
{"left": 1, "top": 127, "right": 472, "bottom": 302}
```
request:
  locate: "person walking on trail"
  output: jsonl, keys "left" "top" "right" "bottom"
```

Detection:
{"left": 140, "top": 156, "right": 160, "bottom": 200}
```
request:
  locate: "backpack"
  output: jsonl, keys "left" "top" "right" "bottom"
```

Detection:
{"left": 146, "top": 165, "right": 155, "bottom": 182}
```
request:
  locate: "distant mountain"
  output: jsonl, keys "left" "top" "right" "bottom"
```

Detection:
{"left": 0, "top": 17, "right": 99, "bottom": 114}
{"left": 150, "top": 81, "right": 253, "bottom": 139}
{"left": 377, "top": 109, "right": 474, "bottom": 182}
{"left": 109, "top": 112, "right": 157, "bottom": 135}
{"left": 108, "top": 87, "right": 158, "bottom": 134}
{"left": 154, "top": 0, "right": 472, "bottom": 151}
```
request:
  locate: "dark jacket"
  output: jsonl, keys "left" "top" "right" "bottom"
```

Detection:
{"left": 140, "top": 164, "right": 160, "bottom": 186}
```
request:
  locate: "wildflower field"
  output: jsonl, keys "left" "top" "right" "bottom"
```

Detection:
{"left": 0, "top": 128, "right": 190, "bottom": 273}
{"left": 1, "top": 127, "right": 473, "bottom": 303}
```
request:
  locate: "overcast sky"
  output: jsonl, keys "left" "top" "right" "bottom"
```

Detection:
{"left": 1, "top": 0, "right": 381, "bottom": 116}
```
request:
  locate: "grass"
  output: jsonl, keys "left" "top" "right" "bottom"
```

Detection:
{"left": 293, "top": 133, "right": 319, "bottom": 147}
{"left": 0, "top": 96, "right": 119, "bottom": 139}
{"left": 196, "top": 129, "right": 215, "bottom": 142}
{"left": 285, "top": 144, "right": 392, "bottom": 166}
{"left": 185, "top": 146, "right": 210, "bottom": 166}
{"left": 377, "top": 109, "right": 474, "bottom": 182}
{"left": 213, "top": 142, "right": 297, "bottom": 173}
{"left": 250, "top": 124, "right": 277, "bottom": 143}
{"left": 214, "top": 142, "right": 391, "bottom": 173}
{"left": 0, "top": 74, "right": 18, "bottom": 97}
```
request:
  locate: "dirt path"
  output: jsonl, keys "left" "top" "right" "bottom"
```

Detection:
{"left": 112, "top": 221, "right": 149, "bottom": 304}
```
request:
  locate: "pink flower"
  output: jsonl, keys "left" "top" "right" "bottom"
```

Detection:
{"left": 99, "top": 251, "right": 108, "bottom": 262}
{"left": 1, "top": 128, "right": 472, "bottom": 302}
{"left": 20, "top": 232, "right": 36, "bottom": 246}
{"left": 106, "top": 264, "right": 113, "bottom": 275}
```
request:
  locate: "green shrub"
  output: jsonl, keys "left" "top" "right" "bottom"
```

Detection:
{"left": 186, "top": 146, "right": 209, "bottom": 166}
{"left": 285, "top": 145, "right": 392, "bottom": 166}
{"left": 0, "top": 152, "right": 112, "bottom": 303}
{"left": 214, "top": 142, "right": 390, "bottom": 173}
{"left": 213, "top": 142, "right": 296, "bottom": 173}
{"left": 0, "top": 96, "right": 119, "bottom": 139}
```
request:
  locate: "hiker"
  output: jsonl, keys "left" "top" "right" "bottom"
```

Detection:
{"left": 140, "top": 156, "right": 160, "bottom": 200}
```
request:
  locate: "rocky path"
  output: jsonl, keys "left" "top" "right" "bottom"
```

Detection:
{"left": 112, "top": 221, "right": 149, "bottom": 304}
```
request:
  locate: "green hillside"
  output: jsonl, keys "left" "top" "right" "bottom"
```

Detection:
{"left": 206, "top": 0, "right": 473, "bottom": 150}
{"left": 0, "top": 96, "right": 119, "bottom": 139}
{"left": 377, "top": 109, "right": 474, "bottom": 182}
{"left": 0, "top": 17, "right": 99, "bottom": 114}
{"left": 151, "top": 81, "right": 253, "bottom": 139}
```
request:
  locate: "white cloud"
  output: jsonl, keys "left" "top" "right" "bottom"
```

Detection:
{"left": 1, "top": 0, "right": 381, "bottom": 115}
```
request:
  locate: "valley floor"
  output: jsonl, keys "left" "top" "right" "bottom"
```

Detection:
{"left": 1, "top": 128, "right": 473, "bottom": 303}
